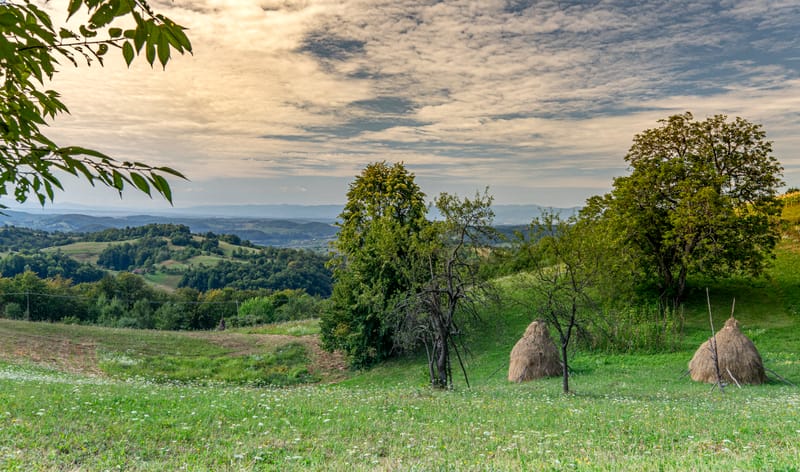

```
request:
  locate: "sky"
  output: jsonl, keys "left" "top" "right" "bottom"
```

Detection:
{"left": 13, "top": 0, "right": 800, "bottom": 212}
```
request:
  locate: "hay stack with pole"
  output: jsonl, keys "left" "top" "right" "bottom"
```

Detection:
{"left": 508, "top": 320, "right": 561, "bottom": 382}
{"left": 688, "top": 317, "right": 766, "bottom": 385}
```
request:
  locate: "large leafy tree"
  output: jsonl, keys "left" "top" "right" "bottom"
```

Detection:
{"left": 320, "top": 161, "right": 428, "bottom": 368}
{"left": 590, "top": 112, "right": 783, "bottom": 304}
{"left": 1, "top": 0, "right": 191, "bottom": 208}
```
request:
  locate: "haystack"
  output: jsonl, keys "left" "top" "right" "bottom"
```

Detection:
{"left": 688, "top": 317, "right": 766, "bottom": 385}
{"left": 508, "top": 320, "right": 561, "bottom": 382}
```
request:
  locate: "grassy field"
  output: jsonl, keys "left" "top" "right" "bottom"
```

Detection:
{"left": 41, "top": 241, "right": 124, "bottom": 264}
{"left": 2, "top": 246, "right": 800, "bottom": 470}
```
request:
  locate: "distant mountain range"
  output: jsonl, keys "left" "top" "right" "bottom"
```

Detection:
{"left": 0, "top": 210, "right": 339, "bottom": 249}
{"left": 0, "top": 204, "right": 579, "bottom": 247}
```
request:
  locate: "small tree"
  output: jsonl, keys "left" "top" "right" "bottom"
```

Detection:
{"left": 396, "top": 190, "right": 496, "bottom": 389}
{"left": 515, "top": 213, "right": 608, "bottom": 394}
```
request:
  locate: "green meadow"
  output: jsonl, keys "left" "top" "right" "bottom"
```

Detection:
{"left": 2, "top": 245, "right": 800, "bottom": 470}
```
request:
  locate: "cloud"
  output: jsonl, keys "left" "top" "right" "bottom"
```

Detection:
{"left": 34, "top": 0, "right": 800, "bottom": 208}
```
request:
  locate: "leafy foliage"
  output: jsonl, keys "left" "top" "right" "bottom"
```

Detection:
{"left": 321, "top": 162, "right": 428, "bottom": 368}
{"left": 178, "top": 247, "right": 331, "bottom": 296}
{"left": 87, "top": 223, "right": 191, "bottom": 242}
{"left": 0, "top": 0, "right": 191, "bottom": 208}
{"left": 0, "top": 225, "right": 78, "bottom": 250}
{"left": 0, "top": 249, "right": 105, "bottom": 282}
{"left": 0, "top": 269, "right": 326, "bottom": 330}
{"left": 230, "top": 290, "right": 324, "bottom": 327}
{"left": 586, "top": 112, "right": 784, "bottom": 303}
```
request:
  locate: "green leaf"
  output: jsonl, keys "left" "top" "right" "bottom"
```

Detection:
{"left": 112, "top": 170, "right": 124, "bottom": 190}
{"left": 97, "top": 43, "right": 109, "bottom": 56}
{"left": 61, "top": 146, "right": 112, "bottom": 160}
{"left": 79, "top": 24, "right": 98, "bottom": 38}
{"left": 156, "top": 166, "right": 187, "bottom": 179}
{"left": 67, "top": 0, "right": 82, "bottom": 19}
{"left": 109, "top": 27, "right": 123, "bottom": 38}
{"left": 145, "top": 42, "right": 156, "bottom": 66}
{"left": 89, "top": 3, "right": 116, "bottom": 29}
{"left": 131, "top": 173, "right": 151, "bottom": 195}
{"left": 169, "top": 25, "right": 192, "bottom": 53}
{"left": 114, "top": 0, "right": 132, "bottom": 16}
{"left": 157, "top": 32, "right": 170, "bottom": 68}
{"left": 71, "top": 161, "right": 95, "bottom": 181}
{"left": 0, "top": 12, "right": 18, "bottom": 28}
{"left": 59, "top": 27, "right": 77, "bottom": 39}
{"left": 122, "top": 41, "right": 134, "bottom": 66}
{"left": 134, "top": 25, "right": 147, "bottom": 53}
{"left": 27, "top": 4, "right": 53, "bottom": 30}
{"left": 151, "top": 174, "right": 173, "bottom": 203}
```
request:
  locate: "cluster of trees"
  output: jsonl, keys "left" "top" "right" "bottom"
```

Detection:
{"left": 94, "top": 227, "right": 256, "bottom": 271}
{"left": 0, "top": 270, "right": 324, "bottom": 330}
{"left": 0, "top": 250, "right": 106, "bottom": 283}
{"left": 321, "top": 113, "right": 785, "bottom": 392}
{"left": 583, "top": 112, "right": 783, "bottom": 305}
{"left": 321, "top": 162, "right": 499, "bottom": 388}
{"left": 96, "top": 237, "right": 171, "bottom": 270}
{"left": 0, "top": 222, "right": 332, "bottom": 294}
{"left": 86, "top": 224, "right": 193, "bottom": 242}
{"left": 178, "top": 248, "right": 331, "bottom": 296}
{"left": 0, "top": 227, "right": 78, "bottom": 251}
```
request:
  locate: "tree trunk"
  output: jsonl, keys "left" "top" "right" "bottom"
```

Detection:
{"left": 434, "top": 336, "right": 449, "bottom": 389}
{"left": 674, "top": 265, "right": 688, "bottom": 305}
{"left": 561, "top": 339, "right": 569, "bottom": 394}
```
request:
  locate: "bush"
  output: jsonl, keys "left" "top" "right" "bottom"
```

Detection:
{"left": 585, "top": 304, "right": 684, "bottom": 353}
{"left": 232, "top": 296, "right": 276, "bottom": 327}
{"left": 4, "top": 302, "right": 24, "bottom": 320}
{"left": 275, "top": 292, "right": 322, "bottom": 322}
{"left": 154, "top": 302, "right": 191, "bottom": 330}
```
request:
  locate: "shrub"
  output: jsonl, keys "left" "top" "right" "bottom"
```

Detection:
{"left": 4, "top": 302, "right": 24, "bottom": 320}
{"left": 232, "top": 296, "right": 276, "bottom": 327}
{"left": 585, "top": 304, "right": 684, "bottom": 353}
{"left": 274, "top": 292, "right": 322, "bottom": 322}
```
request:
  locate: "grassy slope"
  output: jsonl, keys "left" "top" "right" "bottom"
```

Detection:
{"left": 0, "top": 319, "right": 337, "bottom": 386}
{"left": 2, "top": 247, "right": 800, "bottom": 469}
{"left": 42, "top": 240, "right": 130, "bottom": 264}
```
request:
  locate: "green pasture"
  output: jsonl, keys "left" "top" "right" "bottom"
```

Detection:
{"left": 41, "top": 241, "right": 123, "bottom": 264}
{"left": 2, "top": 244, "right": 800, "bottom": 470}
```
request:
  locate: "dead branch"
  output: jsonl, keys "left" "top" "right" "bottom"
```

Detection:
{"left": 765, "top": 367, "right": 797, "bottom": 387}
{"left": 726, "top": 367, "right": 742, "bottom": 388}
{"left": 706, "top": 288, "right": 725, "bottom": 393}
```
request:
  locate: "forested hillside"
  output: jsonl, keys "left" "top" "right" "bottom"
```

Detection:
{"left": 0, "top": 223, "right": 333, "bottom": 330}
{"left": 0, "top": 224, "right": 331, "bottom": 294}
